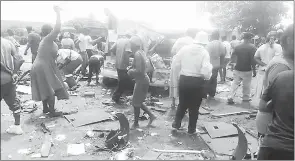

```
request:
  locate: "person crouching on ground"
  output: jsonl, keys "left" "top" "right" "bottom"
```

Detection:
{"left": 30, "top": 6, "right": 69, "bottom": 117}
{"left": 1, "top": 37, "right": 24, "bottom": 135}
{"left": 171, "top": 31, "right": 213, "bottom": 135}
{"left": 87, "top": 47, "right": 104, "bottom": 86}
{"left": 227, "top": 32, "right": 256, "bottom": 104}
{"left": 128, "top": 35, "right": 157, "bottom": 129}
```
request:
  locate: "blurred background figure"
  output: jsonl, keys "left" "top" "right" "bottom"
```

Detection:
{"left": 24, "top": 26, "right": 41, "bottom": 63}
{"left": 61, "top": 32, "right": 75, "bottom": 50}
{"left": 5, "top": 29, "right": 20, "bottom": 53}
{"left": 219, "top": 35, "right": 231, "bottom": 83}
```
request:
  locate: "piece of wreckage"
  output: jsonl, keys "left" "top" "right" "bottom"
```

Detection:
{"left": 95, "top": 113, "right": 130, "bottom": 152}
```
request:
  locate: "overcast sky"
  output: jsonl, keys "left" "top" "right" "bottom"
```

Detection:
{"left": 1, "top": 1, "right": 293, "bottom": 30}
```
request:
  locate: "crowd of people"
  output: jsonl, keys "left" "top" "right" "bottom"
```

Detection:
{"left": 1, "top": 5, "right": 293, "bottom": 160}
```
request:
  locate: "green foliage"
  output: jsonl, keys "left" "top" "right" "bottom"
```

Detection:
{"left": 207, "top": 1, "right": 289, "bottom": 36}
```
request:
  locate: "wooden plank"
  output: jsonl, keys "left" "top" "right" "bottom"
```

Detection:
{"left": 203, "top": 122, "right": 238, "bottom": 138}
{"left": 64, "top": 108, "right": 111, "bottom": 127}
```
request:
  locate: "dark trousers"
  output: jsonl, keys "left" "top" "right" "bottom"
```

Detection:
{"left": 112, "top": 69, "right": 131, "bottom": 102}
{"left": 257, "top": 147, "right": 294, "bottom": 160}
{"left": 88, "top": 57, "right": 103, "bottom": 83}
{"left": 86, "top": 49, "right": 93, "bottom": 58}
{"left": 79, "top": 51, "right": 88, "bottom": 76}
{"left": 1, "top": 82, "right": 21, "bottom": 125}
{"left": 173, "top": 75, "right": 205, "bottom": 133}
{"left": 204, "top": 67, "right": 219, "bottom": 97}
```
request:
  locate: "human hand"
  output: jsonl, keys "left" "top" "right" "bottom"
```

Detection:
{"left": 252, "top": 70, "right": 257, "bottom": 77}
{"left": 53, "top": 5, "right": 62, "bottom": 13}
{"left": 12, "top": 74, "right": 18, "bottom": 84}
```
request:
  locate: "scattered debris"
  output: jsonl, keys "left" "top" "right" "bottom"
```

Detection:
{"left": 114, "top": 148, "right": 134, "bottom": 160}
{"left": 137, "top": 129, "right": 143, "bottom": 132}
{"left": 16, "top": 85, "right": 31, "bottom": 94}
{"left": 55, "top": 134, "right": 66, "bottom": 141}
{"left": 150, "top": 106, "right": 167, "bottom": 113}
{"left": 83, "top": 91, "right": 95, "bottom": 97}
{"left": 150, "top": 132, "right": 158, "bottom": 136}
{"left": 17, "top": 148, "right": 31, "bottom": 155}
{"left": 152, "top": 148, "right": 203, "bottom": 154}
{"left": 202, "top": 106, "right": 214, "bottom": 111}
{"left": 177, "top": 142, "right": 183, "bottom": 145}
{"left": 99, "top": 133, "right": 105, "bottom": 138}
{"left": 102, "top": 99, "right": 115, "bottom": 106}
{"left": 137, "top": 137, "right": 143, "bottom": 140}
{"left": 199, "top": 108, "right": 211, "bottom": 115}
{"left": 41, "top": 135, "right": 53, "bottom": 157}
{"left": 203, "top": 122, "right": 238, "bottom": 138}
{"left": 86, "top": 131, "right": 95, "bottom": 138}
{"left": 31, "top": 153, "right": 41, "bottom": 158}
{"left": 216, "top": 85, "right": 230, "bottom": 94}
{"left": 67, "top": 143, "right": 86, "bottom": 156}
{"left": 211, "top": 110, "right": 257, "bottom": 118}
{"left": 139, "top": 112, "right": 149, "bottom": 120}
{"left": 63, "top": 107, "right": 79, "bottom": 115}
{"left": 154, "top": 102, "right": 163, "bottom": 106}
{"left": 41, "top": 123, "right": 51, "bottom": 134}
{"left": 39, "top": 116, "right": 46, "bottom": 119}
{"left": 85, "top": 143, "right": 91, "bottom": 147}
{"left": 68, "top": 91, "right": 78, "bottom": 96}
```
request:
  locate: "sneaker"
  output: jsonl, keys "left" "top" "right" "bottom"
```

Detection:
{"left": 6, "top": 125, "right": 23, "bottom": 135}
{"left": 188, "top": 129, "right": 200, "bottom": 135}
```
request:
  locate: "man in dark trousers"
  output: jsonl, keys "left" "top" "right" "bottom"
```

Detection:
{"left": 205, "top": 30, "right": 226, "bottom": 99}
{"left": 227, "top": 32, "right": 256, "bottom": 104}
{"left": 257, "top": 24, "right": 294, "bottom": 160}
{"left": 1, "top": 38, "right": 24, "bottom": 135}
{"left": 111, "top": 33, "right": 132, "bottom": 104}
{"left": 24, "top": 26, "right": 41, "bottom": 63}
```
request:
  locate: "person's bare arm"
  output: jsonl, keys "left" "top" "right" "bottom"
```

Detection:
{"left": 44, "top": 6, "right": 61, "bottom": 42}
{"left": 251, "top": 46, "right": 257, "bottom": 77}
{"left": 10, "top": 42, "right": 24, "bottom": 74}
{"left": 259, "top": 77, "right": 276, "bottom": 113}
{"left": 254, "top": 47, "right": 266, "bottom": 66}
{"left": 128, "top": 52, "right": 143, "bottom": 75}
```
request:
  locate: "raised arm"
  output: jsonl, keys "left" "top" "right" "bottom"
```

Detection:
{"left": 44, "top": 6, "right": 61, "bottom": 42}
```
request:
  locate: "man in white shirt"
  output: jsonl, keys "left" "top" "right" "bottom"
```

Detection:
{"left": 171, "top": 28, "right": 196, "bottom": 56}
{"left": 171, "top": 31, "right": 212, "bottom": 135}
{"left": 254, "top": 32, "right": 283, "bottom": 99}
{"left": 170, "top": 28, "right": 196, "bottom": 108}
{"left": 77, "top": 30, "right": 88, "bottom": 76}
{"left": 219, "top": 36, "right": 231, "bottom": 83}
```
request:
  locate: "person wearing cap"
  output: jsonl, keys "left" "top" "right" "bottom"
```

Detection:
{"left": 253, "top": 31, "right": 282, "bottom": 99}
{"left": 170, "top": 28, "right": 196, "bottom": 108}
{"left": 61, "top": 32, "right": 75, "bottom": 50}
{"left": 227, "top": 32, "right": 256, "bottom": 104}
{"left": 127, "top": 35, "right": 156, "bottom": 129}
{"left": 110, "top": 33, "right": 133, "bottom": 104}
{"left": 30, "top": 6, "right": 68, "bottom": 118}
{"left": 24, "top": 26, "right": 41, "bottom": 63}
{"left": 205, "top": 30, "right": 226, "bottom": 100}
{"left": 171, "top": 31, "right": 212, "bottom": 135}
{"left": 1, "top": 37, "right": 24, "bottom": 135}
{"left": 256, "top": 24, "right": 294, "bottom": 160}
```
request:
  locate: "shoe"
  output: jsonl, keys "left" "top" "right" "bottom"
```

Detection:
{"left": 242, "top": 99, "right": 252, "bottom": 102}
{"left": 48, "top": 111, "right": 63, "bottom": 117}
{"left": 6, "top": 125, "right": 23, "bottom": 135}
{"left": 172, "top": 122, "right": 180, "bottom": 130}
{"left": 188, "top": 129, "right": 200, "bottom": 135}
{"left": 227, "top": 98, "right": 234, "bottom": 104}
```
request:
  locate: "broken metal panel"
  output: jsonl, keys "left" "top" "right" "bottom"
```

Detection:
{"left": 231, "top": 123, "right": 248, "bottom": 160}
{"left": 203, "top": 122, "right": 238, "bottom": 139}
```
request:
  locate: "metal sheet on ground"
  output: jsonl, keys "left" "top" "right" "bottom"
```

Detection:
{"left": 64, "top": 108, "right": 111, "bottom": 127}
{"left": 200, "top": 133, "right": 258, "bottom": 156}
{"left": 203, "top": 122, "right": 237, "bottom": 138}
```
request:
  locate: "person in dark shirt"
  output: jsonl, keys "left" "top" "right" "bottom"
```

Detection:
{"left": 227, "top": 32, "right": 256, "bottom": 104}
{"left": 24, "top": 26, "right": 41, "bottom": 63}
{"left": 257, "top": 70, "right": 294, "bottom": 160}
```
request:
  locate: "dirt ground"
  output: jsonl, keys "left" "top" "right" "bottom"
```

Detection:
{"left": 1, "top": 46, "right": 260, "bottom": 160}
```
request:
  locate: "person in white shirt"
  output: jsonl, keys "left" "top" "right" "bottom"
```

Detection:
{"left": 171, "top": 28, "right": 196, "bottom": 56}
{"left": 61, "top": 32, "right": 75, "bottom": 50}
{"left": 171, "top": 31, "right": 213, "bottom": 135}
{"left": 77, "top": 30, "right": 88, "bottom": 76}
{"left": 170, "top": 29, "right": 196, "bottom": 108}
{"left": 254, "top": 32, "right": 283, "bottom": 99}
{"left": 219, "top": 36, "right": 231, "bottom": 83}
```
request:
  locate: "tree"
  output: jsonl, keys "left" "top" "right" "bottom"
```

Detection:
{"left": 206, "top": 1, "right": 289, "bottom": 36}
